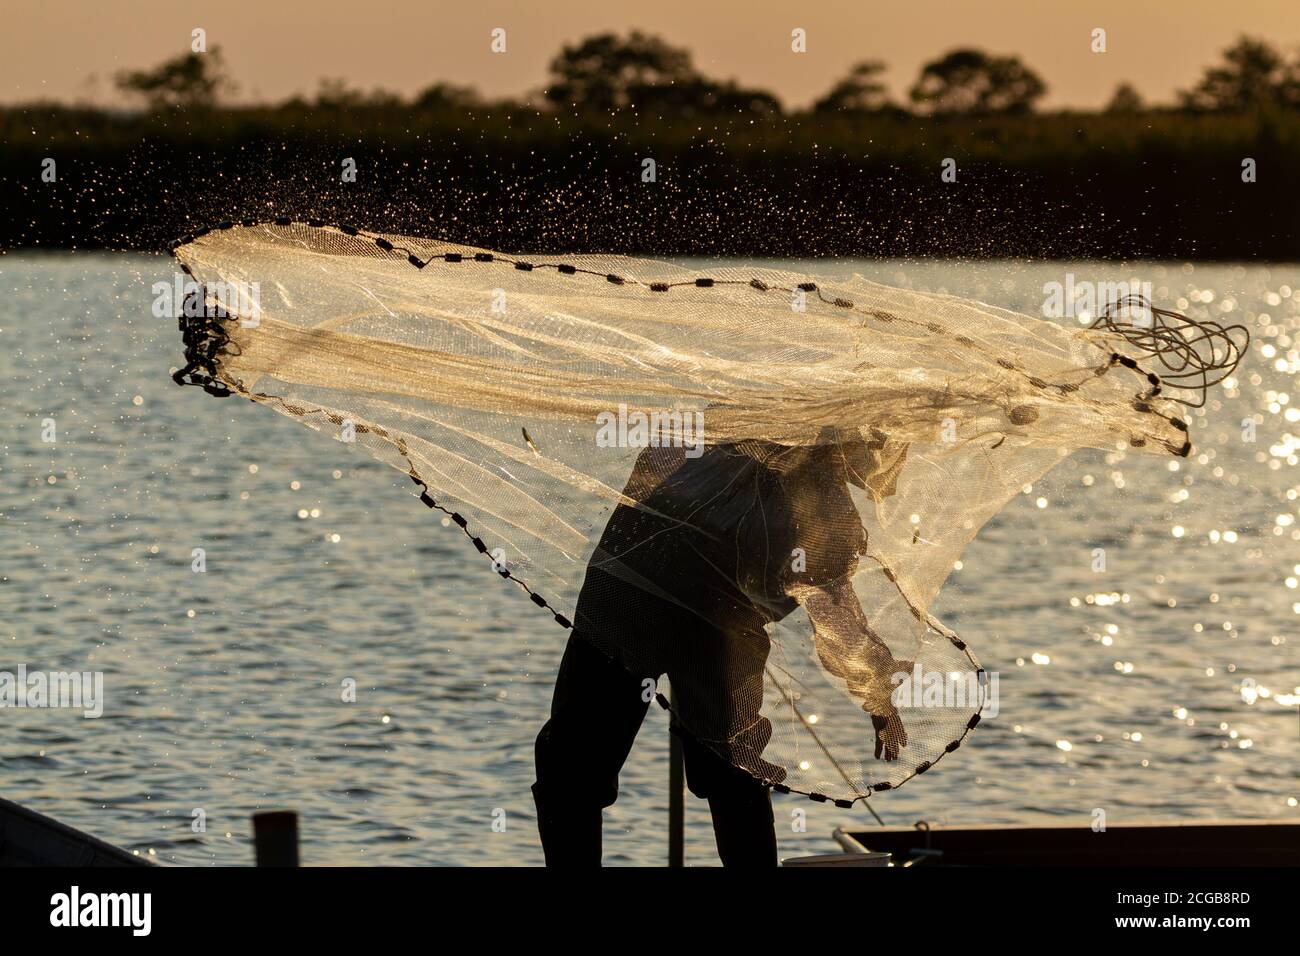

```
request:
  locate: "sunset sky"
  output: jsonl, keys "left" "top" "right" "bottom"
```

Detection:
{"left": 6, "top": 0, "right": 1300, "bottom": 109}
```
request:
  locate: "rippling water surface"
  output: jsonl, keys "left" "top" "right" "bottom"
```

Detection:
{"left": 1, "top": 253, "right": 1296, "bottom": 865}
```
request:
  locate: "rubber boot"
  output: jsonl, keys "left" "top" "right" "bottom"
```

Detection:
{"left": 532, "top": 783, "right": 603, "bottom": 867}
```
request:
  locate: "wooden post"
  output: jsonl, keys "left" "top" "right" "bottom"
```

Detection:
{"left": 668, "top": 709, "right": 685, "bottom": 868}
{"left": 252, "top": 810, "right": 300, "bottom": 867}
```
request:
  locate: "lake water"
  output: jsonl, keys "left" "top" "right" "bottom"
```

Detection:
{"left": 1, "top": 252, "right": 1296, "bottom": 866}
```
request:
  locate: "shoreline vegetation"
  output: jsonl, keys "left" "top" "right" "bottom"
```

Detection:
{"left": 3, "top": 33, "right": 1299, "bottom": 259}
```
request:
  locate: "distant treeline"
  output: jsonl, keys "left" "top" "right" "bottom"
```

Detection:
{"left": 3, "top": 33, "right": 1299, "bottom": 259}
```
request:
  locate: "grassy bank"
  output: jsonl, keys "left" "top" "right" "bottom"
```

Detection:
{"left": 3, "top": 104, "right": 1297, "bottom": 259}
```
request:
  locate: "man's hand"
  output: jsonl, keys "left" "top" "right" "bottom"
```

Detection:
{"left": 865, "top": 656, "right": 910, "bottom": 761}
{"left": 870, "top": 709, "right": 908, "bottom": 762}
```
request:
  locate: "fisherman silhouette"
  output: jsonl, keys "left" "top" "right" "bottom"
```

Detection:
{"left": 533, "top": 427, "right": 911, "bottom": 866}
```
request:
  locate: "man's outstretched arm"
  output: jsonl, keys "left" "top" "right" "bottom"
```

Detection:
{"left": 788, "top": 577, "right": 910, "bottom": 761}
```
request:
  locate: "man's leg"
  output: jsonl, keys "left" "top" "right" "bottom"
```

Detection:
{"left": 668, "top": 617, "right": 780, "bottom": 867}
{"left": 534, "top": 632, "right": 653, "bottom": 866}
{"left": 678, "top": 727, "right": 779, "bottom": 867}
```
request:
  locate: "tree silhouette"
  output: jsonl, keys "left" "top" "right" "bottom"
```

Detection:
{"left": 1180, "top": 36, "right": 1298, "bottom": 111}
{"left": 544, "top": 31, "right": 694, "bottom": 111}
{"left": 116, "top": 46, "right": 233, "bottom": 110}
{"left": 812, "top": 61, "right": 896, "bottom": 114}
{"left": 1105, "top": 83, "right": 1145, "bottom": 114}
{"left": 311, "top": 78, "right": 402, "bottom": 109}
{"left": 413, "top": 83, "right": 481, "bottom": 111}
{"left": 909, "top": 49, "right": 1045, "bottom": 115}
{"left": 543, "top": 31, "right": 779, "bottom": 116}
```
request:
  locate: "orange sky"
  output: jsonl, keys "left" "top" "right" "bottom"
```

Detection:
{"left": 6, "top": 0, "right": 1300, "bottom": 109}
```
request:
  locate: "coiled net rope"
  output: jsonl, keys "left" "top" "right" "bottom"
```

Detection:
{"left": 171, "top": 221, "right": 1246, "bottom": 805}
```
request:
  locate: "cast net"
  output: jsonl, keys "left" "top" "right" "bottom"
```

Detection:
{"left": 170, "top": 221, "right": 1246, "bottom": 805}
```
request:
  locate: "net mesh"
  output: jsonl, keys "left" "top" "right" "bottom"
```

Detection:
{"left": 170, "top": 221, "right": 1245, "bottom": 805}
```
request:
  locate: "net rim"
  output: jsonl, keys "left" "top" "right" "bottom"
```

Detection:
{"left": 167, "top": 216, "right": 1250, "bottom": 807}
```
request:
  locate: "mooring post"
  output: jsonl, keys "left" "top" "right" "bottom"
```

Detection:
{"left": 668, "top": 700, "right": 685, "bottom": 868}
{"left": 252, "top": 810, "right": 300, "bottom": 867}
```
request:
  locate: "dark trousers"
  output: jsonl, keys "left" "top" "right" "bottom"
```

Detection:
{"left": 534, "top": 633, "right": 778, "bottom": 866}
